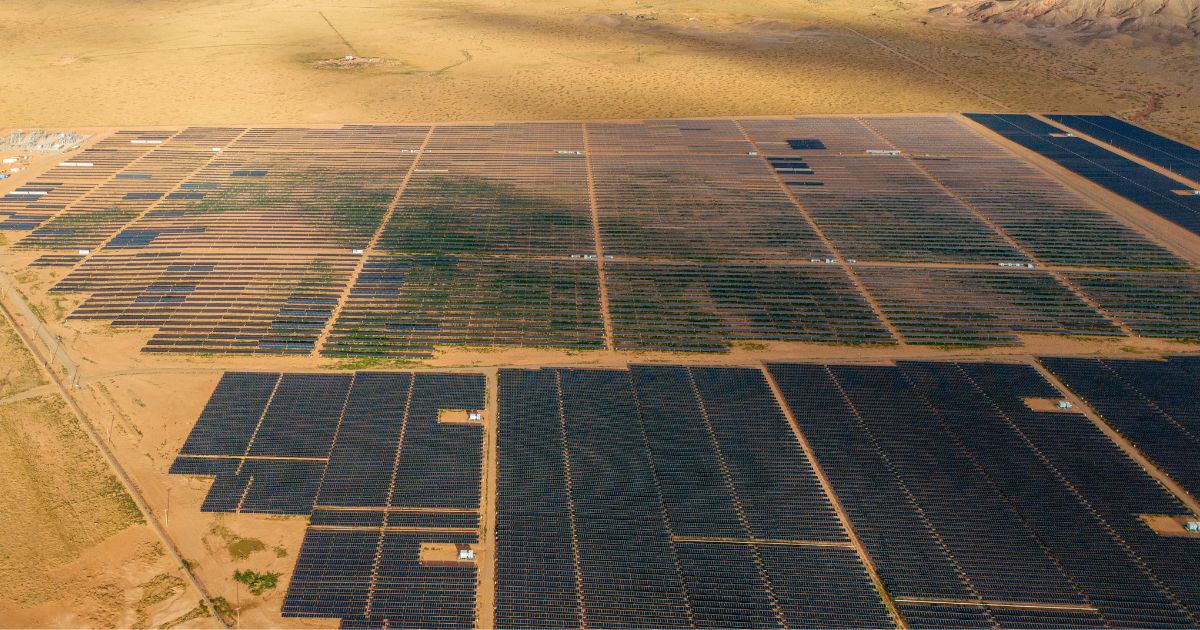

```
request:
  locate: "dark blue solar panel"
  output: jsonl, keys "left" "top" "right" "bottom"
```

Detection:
{"left": 178, "top": 372, "right": 279, "bottom": 456}
{"left": 1046, "top": 114, "right": 1200, "bottom": 183}
{"left": 496, "top": 366, "right": 893, "bottom": 629}
{"left": 1039, "top": 357, "right": 1200, "bottom": 513}
{"left": 123, "top": 192, "right": 164, "bottom": 200}
{"left": 249, "top": 373, "right": 351, "bottom": 458}
{"left": 787, "top": 138, "right": 827, "bottom": 150}
{"left": 966, "top": 113, "right": 1200, "bottom": 235}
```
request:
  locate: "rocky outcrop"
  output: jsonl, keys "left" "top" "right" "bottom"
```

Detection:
{"left": 931, "top": 0, "right": 1200, "bottom": 40}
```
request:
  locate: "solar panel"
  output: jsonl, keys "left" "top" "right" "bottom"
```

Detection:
{"left": 496, "top": 366, "right": 894, "bottom": 628}
{"left": 768, "top": 360, "right": 1200, "bottom": 626}
{"left": 170, "top": 369, "right": 486, "bottom": 627}
{"left": 966, "top": 113, "right": 1200, "bottom": 235}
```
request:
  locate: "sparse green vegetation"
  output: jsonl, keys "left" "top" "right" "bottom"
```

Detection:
{"left": 210, "top": 524, "right": 265, "bottom": 560}
{"left": 333, "top": 355, "right": 419, "bottom": 371}
{"left": 210, "top": 596, "right": 237, "bottom": 624}
{"left": 133, "top": 573, "right": 186, "bottom": 628}
{"left": 233, "top": 569, "right": 281, "bottom": 595}
{"left": 106, "top": 475, "right": 146, "bottom": 524}
{"left": 162, "top": 600, "right": 213, "bottom": 629}
{"left": 274, "top": 546, "right": 288, "bottom": 558}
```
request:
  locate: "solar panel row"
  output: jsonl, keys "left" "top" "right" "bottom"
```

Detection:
{"left": 1046, "top": 114, "right": 1200, "bottom": 184}
{"left": 966, "top": 113, "right": 1200, "bottom": 235}
{"left": 11, "top": 116, "right": 1200, "bottom": 355}
{"left": 496, "top": 365, "right": 894, "bottom": 629}
{"left": 605, "top": 262, "right": 893, "bottom": 351}
{"left": 323, "top": 256, "right": 606, "bottom": 357}
{"left": 54, "top": 252, "right": 358, "bottom": 354}
{"left": 173, "top": 371, "right": 483, "bottom": 514}
{"left": 788, "top": 154, "right": 1027, "bottom": 264}
{"left": 1039, "top": 356, "right": 1200, "bottom": 503}
{"left": 170, "top": 370, "right": 486, "bottom": 627}
{"left": 768, "top": 360, "right": 1200, "bottom": 627}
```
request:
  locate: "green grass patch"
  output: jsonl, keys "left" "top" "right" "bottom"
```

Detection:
{"left": 211, "top": 524, "right": 265, "bottom": 560}
{"left": 233, "top": 569, "right": 281, "bottom": 596}
{"left": 210, "top": 597, "right": 237, "bottom": 624}
{"left": 332, "top": 355, "right": 420, "bottom": 371}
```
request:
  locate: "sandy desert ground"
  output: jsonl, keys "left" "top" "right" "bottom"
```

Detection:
{"left": 0, "top": 0, "right": 1196, "bottom": 143}
{"left": 0, "top": 311, "right": 214, "bottom": 629}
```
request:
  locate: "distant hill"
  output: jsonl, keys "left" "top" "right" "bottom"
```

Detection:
{"left": 930, "top": 0, "right": 1200, "bottom": 40}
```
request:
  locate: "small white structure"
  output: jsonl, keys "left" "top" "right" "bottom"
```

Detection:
{"left": 1186, "top": 521, "right": 1200, "bottom": 532}
{"left": 458, "top": 548, "right": 476, "bottom": 561}
{"left": 1056, "top": 401, "right": 1074, "bottom": 409}
{"left": 212, "top": 147, "right": 222, "bottom": 152}
{"left": 748, "top": 151, "right": 758, "bottom": 156}
{"left": 352, "top": 248, "right": 365, "bottom": 255}
{"left": 2, "top": 157, "right": 17, "bottom": 164}
{"left": 78, "top": 249, "right": 91, "bottom": 255}
{"left": 468, "top": 411, "right": 483, "bottom": 422}
{"left": 866, "top": 149, "right": 902, "bottom": 156}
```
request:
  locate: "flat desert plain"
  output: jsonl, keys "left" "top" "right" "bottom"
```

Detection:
{"left": 0, "top": 0, "right": 1197, "bottom": 142}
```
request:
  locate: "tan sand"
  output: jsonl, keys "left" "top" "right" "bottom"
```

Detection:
{"left": 0, "top": 1, "right": 1196, "bottom": 143}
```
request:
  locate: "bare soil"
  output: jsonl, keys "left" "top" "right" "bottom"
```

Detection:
{"left": 0, "top": 1, "right": 1196, "bottom": 143}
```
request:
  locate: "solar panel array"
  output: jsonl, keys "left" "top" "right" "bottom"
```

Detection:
{"left": 496, "top": 365, "right": 896, "bottom": 628}
{"left": 1040, "top": 356, "right": 1200, "bottom": 503}
{"left": 591, "top": 152, "right": 827, "bottom": 260}
{"left": 605, "top": 262, "right": 892, "bottom": 351}
{"left": 324, "top": 256, "right": 605, "bottom": 357}
{"left": 768, "top": 360, "right": 1200, "bottom": 628}
{"left": 966, "top": 113, "right": 1200, "bottom": 235}
{"left": 165, "top": 360, "right": 1200, "bottom": 628}
{"left": 111, "top": 150, "right": 412, "bottom": 250}
{"left": 1062, "top": 271, "right": 1200, "bottom": 339}
{"left": 1046, "top": 114, "right": 1200, "bottom": 184}
{"left": 914, "top": 154, "right": 1191, "bottom": 269}
{"left": 855, "top": 266, "right": 1122, "bottom": 345}
{"left": 786, "top": 154, "right": 1027, "bottom": 264}
{"left": 170, "top": 370, "right": 485, "bottom": 628}
{"left": 1, "top": 132, "right": 167, "bottom": 232}
{"left": 54, "top": 252, "right": 358, "bottom": 354}
{"left": 7, "top": 116, "right": 1200, "bottom": 353}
